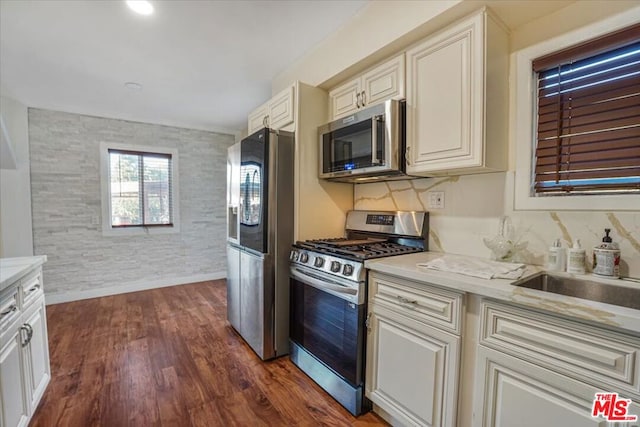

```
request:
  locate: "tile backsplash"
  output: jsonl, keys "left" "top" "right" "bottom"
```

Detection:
{"left": 354, "top": 172, "right": 640, "bottom": 279}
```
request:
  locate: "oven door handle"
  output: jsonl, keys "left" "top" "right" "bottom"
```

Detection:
{"left": 290, "top": 267, "right": 359, "bottom": 299}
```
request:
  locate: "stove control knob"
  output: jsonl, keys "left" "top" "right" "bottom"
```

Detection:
{"left": 314, "top": 257, "right": 325, "bottom": 268}
{"left": 289, "top": 250, "right": 298, "bottom": 262}
{"left": 343, "top": 264, "right": 354, "bottom": 276}
{"left": 330, "top": 261, "right": 341, "bottom": 273}
{"left": 299, "top": 252, "right": 309, "bottom": 263}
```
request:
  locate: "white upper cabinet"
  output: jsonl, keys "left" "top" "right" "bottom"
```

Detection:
{"left": 247, "top": 103, "right": 269, "bottom": 134}
{"left": 405, "top": 9, "right": 508, "bottom": 176}
{"left": 329, "top": 54, "right": 405, "bottom": 120}
{"left": 267, "top": 85, "right": 295, "bottom": 130}
{"left": 247, "top": 85, "right": 295, "bottom": 134}
{"left": 329, "top": 79, "right": 361, "bottom": 120}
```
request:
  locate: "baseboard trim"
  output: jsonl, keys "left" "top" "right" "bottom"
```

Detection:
{"left": 44, "top": 271, "right": 227, "bottom": 305}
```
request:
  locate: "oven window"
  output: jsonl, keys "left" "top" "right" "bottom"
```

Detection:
{"left": 290, "top": 277, "right": 364, "bottom": 386}
{"left": 322, "top": 119, "right": 385, "bottom": 174}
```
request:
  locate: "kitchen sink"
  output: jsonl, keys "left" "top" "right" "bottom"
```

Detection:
{"left": 512, "top": 273, "right": 640, "bottom": 310}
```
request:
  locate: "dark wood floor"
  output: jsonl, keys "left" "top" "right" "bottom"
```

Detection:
{"left": 31, "top": 280, "right": 387, "bottom": 426}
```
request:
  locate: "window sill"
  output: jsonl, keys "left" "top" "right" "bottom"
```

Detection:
{"left": 102, "top": 224, "right": 180, "bottom": 237}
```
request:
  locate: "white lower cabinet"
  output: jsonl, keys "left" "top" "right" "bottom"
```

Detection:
{"left": 366, "top": 272, "right": 463, "bottom": 426}
{"left": 0, "top": 263, "right": 50, "bottom": 427}
{"left": 22, "top": 297, "right": 50, "bottom": 413}
{"left": 0, "top": 325, "right": 29, "bottom": 427}
{"left": 367, "top": 305, "right": 460, "bottom": 426}
{"left": 474, "top": 346, "right": 607, "bottom": 427}
{"left": 474, "top": 299, "right": 640, "bottom": 427}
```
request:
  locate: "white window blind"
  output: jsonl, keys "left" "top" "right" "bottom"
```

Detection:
{"left": 532, "top": 24, "right": 640, "bottom": 195}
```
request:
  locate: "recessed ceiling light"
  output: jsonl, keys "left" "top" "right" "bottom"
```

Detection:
{"left": 126, "top": 1, "right": 154, "bottom": 16}
{"left": 124, "top": 82, "right": 143, "bottom": 90}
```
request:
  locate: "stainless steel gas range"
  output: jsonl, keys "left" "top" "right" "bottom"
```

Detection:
{"left": 288, "top": 210, "right": 429, "bottom": 416}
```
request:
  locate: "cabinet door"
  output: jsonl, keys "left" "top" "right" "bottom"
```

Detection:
{"left": 473, "top": 346, "right": 608, "bottom": 427}
{"left": 22, "top": 298, "right": 50, "bottom": 412}
{"left": 248, "top": 103, "right": 269, "bottom": 134}
{"left": 0, "top": 329, "right": 29, "bottom": 427}
{"left": 366, "top": 304, "right": 460, "bottom": 426}
{"left": 268, "top": 85, "right": 295, "bottom": 130}
{"left": 362, "top": 54, "right": 405, "bottom": 107}
{"left": 609, "top": 399, "right": 640, "bottom": 426}
{"left": 329, "top": 78, "right": 361, "bottom": 120}
{"left": 405, "top": 12, "right": 484, "bottom": 174}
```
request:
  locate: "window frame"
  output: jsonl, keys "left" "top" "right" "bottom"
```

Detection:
{"left": 100, "top": 142, "right": 180, "bottom": 236}
{"left": 514, "top": 9, "right": 640, "bottom": 211}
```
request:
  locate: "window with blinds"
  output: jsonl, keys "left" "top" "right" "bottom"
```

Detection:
{"left": 108, "top": 149, "right": 173, "bottom": 227}
{"left": 532, "top": 23, "right": 640, "bottom": 195}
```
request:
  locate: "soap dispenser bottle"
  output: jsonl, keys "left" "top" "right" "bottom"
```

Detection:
{"left": 566, "top": 239, "right": 586, "bottom": 274}
{"left": 593, "top": 228, "right": 621, "bottom": 278}
{"left": 547, "top": 239, "right": 565, "bottom": 272}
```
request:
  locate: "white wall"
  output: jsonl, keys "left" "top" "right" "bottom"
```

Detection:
{"left": 354, "top": 2, "right": 640, "bottom": 278}
{"left": 0, "top": 96, "right": 34, "bottom": 257}
{"left": 28, "top": 109, "right": 235, "bottom": 303}
{"left": 274, "top": 1, "right": 640, "bottom": 278}
{"left": 271, "top": 0, "right": 603, "bottom": 93}
{"left": 272, "top": 0, "right": 464, "bottom": 93}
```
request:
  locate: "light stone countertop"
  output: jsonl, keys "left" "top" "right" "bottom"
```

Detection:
{"left": 365, "top": 252, "right": 640, "bottom": 335}
{"left": 0, "top": 256, "right": 47, "bottom": 292}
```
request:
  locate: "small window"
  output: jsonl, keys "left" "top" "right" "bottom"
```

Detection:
{"left": 531, "top": 23, "right": 640, "bottom": 196}
{"left": 100, "top": 143, "right": 179, "bottom": 235}
{"left": 109, "top": 149, "right": 173, "bottom": 227}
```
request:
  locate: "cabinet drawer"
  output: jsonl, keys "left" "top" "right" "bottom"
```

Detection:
{"left": 369, "top": 272, "right": 463, "bottom": 334}
{"left": 480, "top": 300, "right": 640, "bottom": 397}
{"left": 21, "top": 269, "right": 43, "bottom": 309}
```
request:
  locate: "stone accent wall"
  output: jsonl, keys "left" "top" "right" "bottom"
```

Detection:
{"left": 29, "top": 108, "right": 235, "bottom": 299}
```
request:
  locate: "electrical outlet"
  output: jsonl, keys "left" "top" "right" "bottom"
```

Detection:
{"left": 428, "top": 191, "right": 445, "bottom": 209}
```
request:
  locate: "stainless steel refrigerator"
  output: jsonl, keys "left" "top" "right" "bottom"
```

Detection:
{"left": 226, "top": 128, "right": 294, "bottom": 360}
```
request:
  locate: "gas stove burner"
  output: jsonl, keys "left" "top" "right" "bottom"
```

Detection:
{"left": 296, "top": 239, "right": 423, "bottom": 261}
{"left": 291, "top": 211, "right": 427, "bottom": 278}
{"left": 308, "top": 237, "right": 388, "bottom": 247}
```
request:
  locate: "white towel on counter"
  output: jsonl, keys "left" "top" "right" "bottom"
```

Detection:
{"left": 417, "top": 255, "right": 526, "bottom": 280}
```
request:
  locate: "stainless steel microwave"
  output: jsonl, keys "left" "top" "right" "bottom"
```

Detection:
{"left": 318, "top": 99, "right": 410, "bottom": 183}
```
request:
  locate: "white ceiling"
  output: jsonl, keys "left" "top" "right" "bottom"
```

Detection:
{"left": 0, "top": 0, "right": 368, "bottom": 134}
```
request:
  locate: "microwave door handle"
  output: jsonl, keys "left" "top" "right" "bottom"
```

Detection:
{"left": 371, "top": 115, "right": 382, "bottom": 165}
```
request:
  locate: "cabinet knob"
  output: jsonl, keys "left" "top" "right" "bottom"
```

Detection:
{"left": 356, "top": 92, "right": 361, "bottom": 108}
{"left": 263, "top": 115, "right": 269, "bottom": 128}
{"left": 405, "top": 146, "right": 412, "bottom": 166}
{"left": 361, "top": 91, "right": 366, "bottom": 106}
